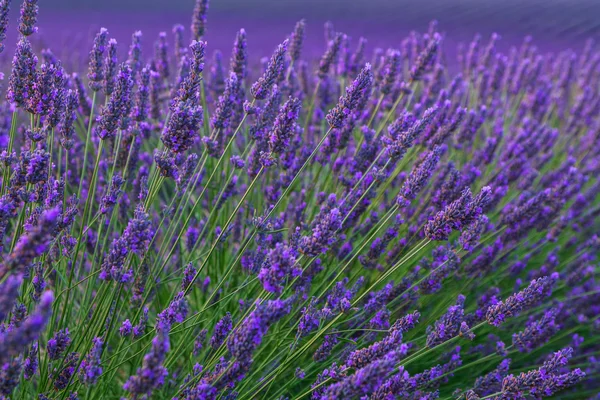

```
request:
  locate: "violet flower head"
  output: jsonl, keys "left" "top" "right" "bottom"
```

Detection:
{"left": 191, "top": 0, "right": 209, "bottom": 40}
{"left": 266, "top": 96, "right": 302, "bottom": 156}
{"left": 18, "top": 0, "right": 38, "bottom": 36}
{"left": 396, "top": 146, "right": 443, "bottom": 207}
{"left": 486, "top": 274, "right": 558, "bottom": 326}
{"left": 0, "top": 0, "right": 9, "bottom": 54}
{"left": 0, "top": 356, "right": 24, "bottom": 396}
{"left": 251, "top": 39, "right": 288, "bottom": 100}
{"left": 289, "top": 19, "right": 306, "bottom": 63}
{"left": 230, "top": 28, "right": 247, "bottom": 82}
{"left": 161, "top": 100, "right": 203, "bottom": 153}
{"left": 426, "top": 294, "right": 467, "bottom": 347}
{"left": 210, "top": 312, "right": 233, "bottom": 349}
{"left": 0, "top": 291, "right": 53, "bottom": 365}
{"left": 59, "top": 89, "right": 79, "bottom": 150}
{"left": 226, "top": 298, "right": 292, "bottom": 383}
{"left": 512, "top": 308, "right": 559, "bottom": 352}
{"left": 122, "top": 205, "right": 153, "bottom": 255}
{"left": 321, "top": 351, "right": 398, "bottom": 399}
{"left": 1, "top": 207, "right": 60, "bottom": 279}
{"left": 96, "top": 62, "right": 134, "bottom": 139}
{"left": 173, "top": 24, "right": 186, "bottom": 59}
{"left": 79, "top": 337, "right": 103, "bottom": 386}
{"left": 299, "top": 197, "right": 343, "bottom": 256}
{"left": 154, "top": 32, "right": 170, "bottom": 79}
{"left": 88, "top": 28, "right": 109, "bottom": 92}
{"left": 380, "top": 49, "right": 402, "bottom": 95}
{"left": 326, "top": 63, "right": 373, "bottom": 128}
{"left": 47, "top": 328, "right": 71, "bottom": 360}
{"left": 211, "top": 72, "right": 239, "bottom": 131}
{"left": 0, "top": 275, "right": 22, "bottom": 322}
{"left": 6, "top": 35, "right": 37, "bottom": 108}
{"left": 127, "top": 30, "right": 143, "bottom": 76}
{"left": 410, "top": 33, "right": 441, "bottom": 82}
{"left": 318, "top": 32, "right": 344, "bottom": 78}
{"left": 123, "top": 332, "right": 170, "bottom": 398}
{"left": 134, "top": 66, "right": 151, "bottom": 122}
{"left": 172, "top": 39, "right": 206, "bottom": 107}
{"left": 23, "top": 343, "right": 39, "bottom": 380}
{"left": 258, "top": 242, "right": 301, "bottom": 294}
{"left": 344, "top": 329, "right": 404, "bottom": 369}
{"left": 104, "top": 38, "right": 118, "bottom": 97}
{"left": 385, "top": 107, "right": 438, "bottom": 162}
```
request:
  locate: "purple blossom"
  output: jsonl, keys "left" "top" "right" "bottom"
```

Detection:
{"left": 486, "top": 274, "right": 558, "bottom": 326}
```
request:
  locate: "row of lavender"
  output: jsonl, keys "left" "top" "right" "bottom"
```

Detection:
{"left": 0, "top": 0, "right": 598, "bottom": 399}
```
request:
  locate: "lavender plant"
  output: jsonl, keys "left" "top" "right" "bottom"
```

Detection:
{"left": 0, "top": 1, "right": 598, "bottom": 399}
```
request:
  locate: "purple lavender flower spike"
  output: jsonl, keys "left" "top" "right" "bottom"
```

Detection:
{"left": 127, "top": 31, "right": 143, "bottom": 76}
{"left": 211, "top": 72, "right": 239, "bottom": 131}
{"left": 7, "top": 35, "right": 37, "bottom": 108}
{"left": 191, "top": 0, "right": 209, "bottom": 40}
{"left": 123, "top": 332, "right": 170, "bottom": 397}
{"left": 0, "top": 0, "right": 9, "bottom": 54}
{"left": 0, "top": 275, "right": 22, "bottom": 322}
{"left": 18, "top": 0, "right": 38, "bottom": 36}
{"left": 486, "top": 274, "right": 558, "bottom": 326}
{"left": 289, "top": 19, "right": 306, "bottom": 63}
{"left": 104, "top": 38, "right": 118, "bottom": 97}
{"left": 79, "top": 337, "right": 103, "bottom": 385}
{"left": 88, "top": 28, "right": 109, "bottom": 92}
{"left": 258, "top": 243, "right": 301, "bottom": 294}
{"left": 0, "top": 291, "right": 53, "bottom": 365}
{"left": 1, "top": 207, "right": 60, "bottom": 279}
{"left": 326, "top": 63, "right": 373, "bottom": 128}
{"left": 210, "top": 312, "right": 233, "bottom": 349}
{"left": 251, "top": 40, "right": 288, "bottom": 100}
{"left": 96, "top": 63, "right": 134, "bottom": 139}
{"left": 396, "top": 146, "right": 443, "bottom": 207}
{"left": 318, "top": 32, "right": 344, "bottom": 78}
{"left": 266, "top": 96, "right": 302, "bottom": 157}
{"left": 410, "top": 33, "right": 441, "bottom": 82}
{"left": 48, "top": 328, "right": 71, "bottom": 360}
{"left": 23, "top": 343, "right": 38, "bottom": 380}
{"left": 162, "top": 100, "right": 203, "bottom": 153}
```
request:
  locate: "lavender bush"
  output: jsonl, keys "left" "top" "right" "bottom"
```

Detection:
{"left": 0, "top": 0, "right": 598, "bottom": 399}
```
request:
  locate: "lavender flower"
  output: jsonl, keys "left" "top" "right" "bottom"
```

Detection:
{"left": 486, "top": 274, "right": 558, "bottom": 326}
{"left": 88, "top": 28, "right": 109, "bottom": 92}
{"left": 6, "top": 36, "right": 37, "bottom": 108}
{"left": 210, "top": 312, "right": 233, "bottom": 349}
{"left": 18, "top": 0, "right": 38, "bottom": 36}
{"left": 79, "top": 337, "right": 103, "bottom": 385}
{"left": 161, "top": 100, "right": 203, "bottom": 153}
{"left": 0, "top": 0, "right": 9, "bottom": 54}
{"left": 191, "top": 0, "right": 209, "bottom": 40}
{"left": 48, "top": 328, "right": 71, "bottom": 360}
{"left": 326, "top": 63, "right": 373, "bottom": 128}
{"left": 251, "top": 40, "right": 288, "bottom": 100}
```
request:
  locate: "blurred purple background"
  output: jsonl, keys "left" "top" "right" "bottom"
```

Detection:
{"left": 2, "top": 0, "right": 600, "bottom": 67}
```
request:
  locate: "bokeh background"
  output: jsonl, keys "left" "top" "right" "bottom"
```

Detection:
{"left": 3, "top": 0, "right": 600, "bottom": 66}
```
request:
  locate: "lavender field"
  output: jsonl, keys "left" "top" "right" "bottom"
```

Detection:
{"left": 0, "top": 0, "right": 599, "bottom": 399}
